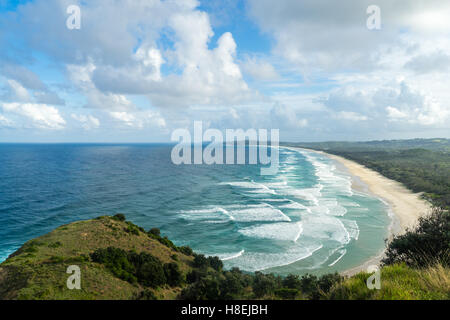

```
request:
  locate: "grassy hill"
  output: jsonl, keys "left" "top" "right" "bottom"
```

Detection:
{"left": 0, "top": 215, "right": 194, "bottom": 300}
{"left": 0, "top": 213, "right": 448, "bottom": 300}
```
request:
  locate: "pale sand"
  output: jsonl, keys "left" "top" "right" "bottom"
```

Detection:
{"left": 288, "top": 147, "right": 432, "bottom": 276}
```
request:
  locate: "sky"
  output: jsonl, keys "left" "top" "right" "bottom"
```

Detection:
{"left": 0, "top": 0, "right": 449, "bottom": 142}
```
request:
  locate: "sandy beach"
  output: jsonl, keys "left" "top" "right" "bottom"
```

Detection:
{"left": 290, "top": 147, "right": 433, "bottom": 275}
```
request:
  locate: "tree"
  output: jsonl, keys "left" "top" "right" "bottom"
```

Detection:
{"left": 207, "top": 256, "right": 223, "bottom": 271}
{"left": 282, "top": 274, "right": 301, "bottom": 289}
{"left": 382, "top": 208, "right": 450, "bottom": 267}
{"left": 113, "top": 213, "right": 126, "bottom": 221}
{"left": 164, "top": 262, "right": 183, "bottom": 287}
{"left": 137, "top": 260, "right": 166, "bottom": 287}
{"left": 193, "top": 254, "right": 209, "bottom": 269}
{"left": 253, "top": 272, "right": 276, "bottom": 298}
{"left": 148, "top": 228, "right": 161, "bottom": 237}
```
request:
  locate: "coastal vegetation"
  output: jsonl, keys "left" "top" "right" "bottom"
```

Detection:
{"left": 0, "top": 212, "right": 448, "bottom": 300}
{"left": 289, "top": 139, "right": 450, "bottom": 208}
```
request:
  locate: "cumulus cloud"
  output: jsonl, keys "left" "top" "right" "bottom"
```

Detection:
{"left": 0, "top": 114, "right": 14, "bottom": 127}
{"left": 71, "top": 114, "right": 100, "bottom": 130}
{"left": 1, "top": 0, "right": 449, "bottom": 140}
{"left": 1, "top": 103, "right": 66, "bottom": 129}
{"left": 321, "top": 81, "right": 449, "bottom": 127}
{"left": 1, "top": 64, "right": 47, "bottom": 91}
{"left": 404, "top": 51, "right": 450, "bottom": 74}
{"left": 249, "top": 0, "right": 450, "bottom": 69}
{"left": 335, "top": 111, "right": 368, "bottom": 121}
{"left": 109, "top": 110, "right": 166, "bottom": 129}
{"left": 3, "top": 0, "right": 256, "bottom": 111}
{"left": 3, "top": 80, "right": 31, "bottom": 102}
{"left": 67, "top": 61, "right": 136, "bottom": 112}
{"left": 270, "top": 103, "right": 308, "bottom": 129}
{"left": 241, "top": 57, "right": 280, "bottom": 81}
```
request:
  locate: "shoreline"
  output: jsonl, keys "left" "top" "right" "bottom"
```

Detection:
{"left": 288, "top": 147, "right": 432, "bottom": 276}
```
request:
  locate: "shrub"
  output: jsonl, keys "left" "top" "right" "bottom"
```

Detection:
{"left": 253, "top": 272, "right": 277, "bottom": 298}
{"left": 317, "top": 272, "right": 344, "bottom": 294}
{"left": 124, "top": 222, "right": 141, "bottom": 235}
{"left": 164, "top": 262, "right": 183, "bottom": 287}
{"left": 149, "top": 228, "right": 161, "bottom": 237}
{"left": 299, "top": 274, "right": 319, "bottom": 297}
{"left": 128, "top": 252, "right": 166, "bottom": 287}
{"left": 91, "top": 248, "right": 169, "bottom": 287}
{"left": 207, "top": 256, "right": 223, "bottom": 272}
{"left": 90, "top": 247, "right": 136, "bottom": 283}
{"left": 186, "top": 269, "right": 207, "bottom": 284}
{"left": 382, "top": 208, "right": 450, "bottom": 268}
{"left": 179, "top": 246, "right": 194, "bottom": 256}
{"left": 193, "top": 254, "right": 209, "bottom": 269}
{"left": 48, "top": 241, "right": 62, "bottom": 248}
{"left": 136, "top": 289, "right": 158, "bottom": 300}
{"left": 137, "top": 260, "right": 166, "bottom": 287}
{"left": 274, "top": 288, "right": 299, "bottom": 299}
{"left": 112, "top": 214, "right": 126, "bottom": 221}
{"left": 180, "top": 276, "right": 221, "bottom": 300}
{"left": 282, "top": 274, "right": 301, "bottom": 289}
{"left": 220, "top": 272, "right": 244, "bottom": 299}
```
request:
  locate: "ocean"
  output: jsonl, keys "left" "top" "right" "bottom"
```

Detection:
{"left": 0, "top": 144, "right": 390, "bottom": 275}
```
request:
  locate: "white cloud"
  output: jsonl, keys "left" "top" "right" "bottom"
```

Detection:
{"left": 71, "top": 114, "right": 100, "bottom": 130}
{"left": 270, "top": 103, "right": 308, "bottom": 129}
{"left": 336, "top": 111, "right": 368, "bottom": 121}
{"left": 109, "top": 110, "right": 166, "bottom": 129}
{"left": 404, "top": 51, "right": 450, "bottom": 74}
{"left": 134, "top": 47, "right": 164, "bottom": 82}
{"left": 5, "top": 80, "right": 31, "bottom": 102}
{"left": 2, "top": 102, "right": 66, "bottom": 129}
{"left": 1, "top": 64, "right": 46, "bottom": 90}
{"left": 241, "top": 58, "right": 280, "bottom": 81}
{"left": 67, "top": 61, "right": 136, "bottom": 112}
{"left": 248, "top": 0, "right": 450, "bottom": 74}
{"left": 0, "top": 114, "right": 14, "bottom": 127}
{"left": 386, "top": 106, "right": 408, "bottom": 120}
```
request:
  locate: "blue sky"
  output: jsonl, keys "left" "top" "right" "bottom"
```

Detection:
{"left": 0, "top": 0, "right": 449, "bottom": 142}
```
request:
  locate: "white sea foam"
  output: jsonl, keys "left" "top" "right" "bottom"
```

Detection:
{"left": 219, "top": 250, "right": 245, "bottom": 261}
{"left": 279, "top": 200, "right": 311, "bottom": 212}
{"left": 182, "top": 148, "right": 370, "bottom": 273}
{"left": 301, "top": 215, "right": 352, "bottom": 245}
{"left": 221, "top": 180, "right": 277, "bottom": 195}
{"left": 259, "top": 198, "right": 291, "bottom": 202}
{"left": 278, "top": 187, "right": 321, "bottom": 205}
{"left": 341, "top": 219, "right": 360, "bottom": 240}
{"left": 328, "top": 249, "right": 347, "bottom": 266}
{"left": 225, "top": 244, "right": 324, "bottom": 272}
{"left": 179, "top": 206, "right": 234, "bottom": 221}
{"left": 229, "top": 203, "right": 291, "bottom": 222}
{"left": 239, "top": 222, "right": 302, "bottom": 242}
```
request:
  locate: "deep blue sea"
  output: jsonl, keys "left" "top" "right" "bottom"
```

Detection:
{"left": 0, "top": 144, "right": 390, "bottom": 275}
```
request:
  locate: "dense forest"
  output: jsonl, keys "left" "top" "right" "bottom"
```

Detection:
{"left": 287, "top": 139, "right": 450, "bottom": 209}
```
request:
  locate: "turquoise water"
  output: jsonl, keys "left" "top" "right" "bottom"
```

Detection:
{"left": 0, "top": 144, "right": 390, "bottom": 275}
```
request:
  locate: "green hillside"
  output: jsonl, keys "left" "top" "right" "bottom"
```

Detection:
{"left": 0, "top": 213, "right": 448, "bottom": 300}
{"left": 0, "top": 215, "right": 194, "bottom": 300}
